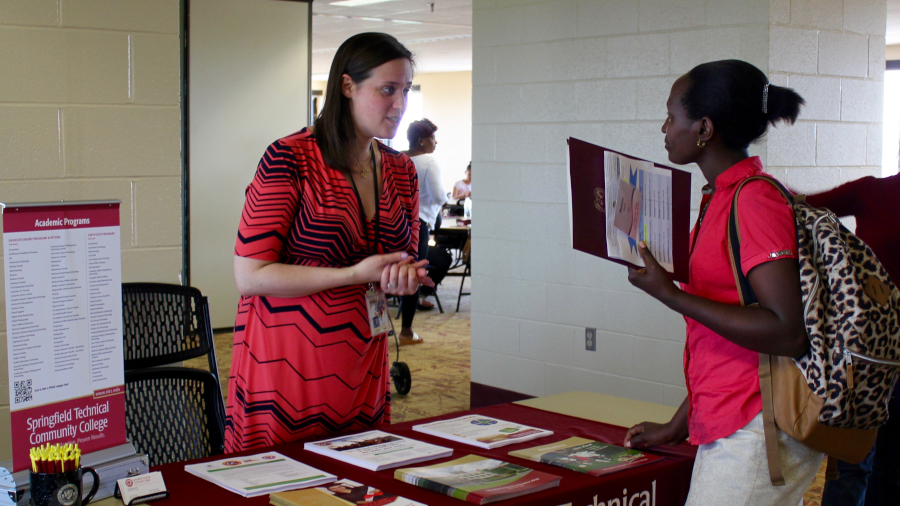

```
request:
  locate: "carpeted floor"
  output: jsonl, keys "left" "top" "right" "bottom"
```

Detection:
{"left": 186, "top": 271, "right": 826, "bottom": 505}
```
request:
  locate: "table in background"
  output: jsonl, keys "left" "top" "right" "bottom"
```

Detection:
{"left": 120, "top": 395, "right": 694, "bottom": 506}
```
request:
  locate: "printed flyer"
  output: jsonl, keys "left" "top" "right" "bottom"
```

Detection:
{"left": 2, "top": 202, "right": 126, "bottom": 472}
{"left": 270, "top": 479, "right": 426, "bottom": 506}
{"left": 412, "top": 415, "right": 553, "bottom": 449}
{"left": 305, "top": 430, "right": 453, "bottom": 471}
{"left": 508, "top": 437, "right": 663, "bottom": 476}
{"left": 395, "top": 455, "right": 560, "bottom": 505}
{"left": 184, "top": 451, "right": 336, "bottom": 497}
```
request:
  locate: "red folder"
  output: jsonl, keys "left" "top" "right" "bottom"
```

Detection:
{"left": 568, "top": 137, "right": 691, "bottom": 283}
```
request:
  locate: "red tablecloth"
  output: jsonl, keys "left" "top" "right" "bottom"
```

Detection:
{"left": 153, "top": 403, "right": 696, "bottom": 505}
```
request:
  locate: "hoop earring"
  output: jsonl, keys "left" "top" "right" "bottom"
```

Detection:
{"left": 697, "top": 139, "right": 706, "bottom": 148}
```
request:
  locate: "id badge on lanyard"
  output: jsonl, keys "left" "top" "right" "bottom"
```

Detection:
{"left": 365, "top": 283, "right": 391, "bottom": 336}
{"left": 352, "top": 143, "right": 391, "bottom": 336}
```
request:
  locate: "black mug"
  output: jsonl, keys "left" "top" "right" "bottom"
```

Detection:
{"left": 30, "top": 467, "right": 100, "bottom": 506}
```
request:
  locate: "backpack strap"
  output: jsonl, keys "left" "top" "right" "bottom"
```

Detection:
{"left": 757, "top": 353, "right": 786, "bottom": 486}
{"left": 727, "top": 174, "right": 797, "bottom": 487}
{"left": 727, "top": 175, "right": 796, "bottom": 306}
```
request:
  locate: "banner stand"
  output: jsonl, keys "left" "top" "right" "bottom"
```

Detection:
{"left": 0, "top": 201, "right": 144, "bottom": 504}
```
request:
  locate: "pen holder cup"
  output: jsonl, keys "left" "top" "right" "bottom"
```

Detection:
{"left": 30, "top": 467, "right": 100, "bottom": 506}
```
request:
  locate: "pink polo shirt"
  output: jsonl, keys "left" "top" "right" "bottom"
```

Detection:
{"left": 681, "top": 157, "right": 798, "bottom": 445}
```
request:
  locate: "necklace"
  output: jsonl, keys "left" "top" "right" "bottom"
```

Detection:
{"left": 357, "top": 142, "right": 375, "bottom": 178}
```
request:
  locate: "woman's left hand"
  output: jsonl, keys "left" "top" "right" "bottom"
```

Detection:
{"left": 381, "top": 257, "right": 434, "bottom": 296}
{"left": 627, "top": 241, "right": 679, "bottom": 303}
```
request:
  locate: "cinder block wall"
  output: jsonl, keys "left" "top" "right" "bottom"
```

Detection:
{"left": 470, "top": 0, "right": 886, "bottom": 405}
{"left": 0, "top": 0, "right": 182, "bottom": 460}
{"left": 766, "top": 0, "right": 886, "bottom": 193}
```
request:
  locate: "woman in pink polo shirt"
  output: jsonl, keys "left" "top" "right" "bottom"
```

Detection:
{"left": 623, "top": 60, "right": 822, "bottom": 504}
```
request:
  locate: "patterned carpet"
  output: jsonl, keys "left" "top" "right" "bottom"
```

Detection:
{"left": 186, "top": 272, "right": 827, "bottom": 505}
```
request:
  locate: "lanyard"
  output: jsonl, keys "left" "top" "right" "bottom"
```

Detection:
{"left": 348, "top": 142, "right": 380, "bottom": 256}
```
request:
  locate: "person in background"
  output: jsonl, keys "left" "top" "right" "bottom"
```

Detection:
{"left": 227, "top": 32, "right": 430, "bottom": 451}
{"left": 398, "top": 118, "right": 448, "bottom": 343}
{"left": 452, "top": 162, "right": 472, "bottom": 201}
{"left": 623, "top": 60, "right": 822, "bottom": 505}
{"left": 809, "top": 173, "right": 900, "bottom": 506}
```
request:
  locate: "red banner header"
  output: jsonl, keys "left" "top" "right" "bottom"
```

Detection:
{"left": 3, "top": 203, "right": 120, "bottom": 233}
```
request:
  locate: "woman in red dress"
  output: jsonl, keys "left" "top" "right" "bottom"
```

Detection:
{"left": 226, "top": 33, "right": 430, "bottom": 451}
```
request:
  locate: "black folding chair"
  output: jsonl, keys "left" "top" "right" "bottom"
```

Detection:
{"left": 456, "top": 233, "right": 471, "bottom": 311}
{"left": 121, "top": 283, "right": 226, "bottom": 466}
{"left": 124, "top": 367, "right": 226, "bottom": 467}
{"left": 121, "top": 283, "right": 219, "bottom": 376}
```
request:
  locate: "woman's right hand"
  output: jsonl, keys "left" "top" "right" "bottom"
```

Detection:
{"left": 624, "top": 420, "right": 687, "bottom": 449}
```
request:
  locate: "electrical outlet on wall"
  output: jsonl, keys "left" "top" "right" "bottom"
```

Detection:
{"left": 585, "top": 328, "right": 596, "bottom": 351}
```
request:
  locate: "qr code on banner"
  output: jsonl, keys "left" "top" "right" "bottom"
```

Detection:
{"left": 14, "top": 379, "right": 32, "bottom": 404}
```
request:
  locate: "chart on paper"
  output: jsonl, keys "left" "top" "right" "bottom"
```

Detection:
{"left": 604, "top": 151, "right": 674, "bottom": 273}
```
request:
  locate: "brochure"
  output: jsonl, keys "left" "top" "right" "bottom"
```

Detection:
{"left": 567, "top": 137, "right": 692, "bottom": 282}
{"left": 304, "top": 430, "right": 453, "bottom": 471}
{"left": 183, "top": 451, "right": 336, "bottom": 498}
{"left": 412, "top": 415, "right": 553, "bottom": 449}
{"left": 394, "top": 455, "right": 560, "bottom": 505}
{"left": 508, "top": 437, "right": 663, "bottom": 477}
{"left": 270, "top": 479, "right": 427, "bottom": 506}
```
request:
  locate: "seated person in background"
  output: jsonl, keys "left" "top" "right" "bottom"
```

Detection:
{"left": 452, "top": 163, "right": 472, "bottom": 202}
{"left": 808, "top": 173, "right": 900, "bottom": 506}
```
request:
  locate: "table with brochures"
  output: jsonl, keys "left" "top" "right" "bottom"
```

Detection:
{"left": 126, "top": 394, "right": 695, "bottom": 506}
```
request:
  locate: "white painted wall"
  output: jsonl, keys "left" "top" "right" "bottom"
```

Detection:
{"left": 0, "top": 0, "right": 182, "bottom": 460}
{"left": 470, "top": 0, "right": 886, "bottom": 406}
{"left": 766, "top": 0, "right": 887, "bottom": 194}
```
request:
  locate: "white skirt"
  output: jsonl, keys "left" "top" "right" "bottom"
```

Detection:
{"left": 685, "top": 411, "right": 823, "bottom": 506}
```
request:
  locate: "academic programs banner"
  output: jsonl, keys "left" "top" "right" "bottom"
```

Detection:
{"left": 3, "top": 201, "right": 126, "bottom": 472}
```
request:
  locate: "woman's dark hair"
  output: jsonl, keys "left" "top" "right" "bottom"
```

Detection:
{"left": 314, "top": 33, "right": 414, "bottom": 173}
{"left": 681, "top": 60, "right": 805, "bottom": 151}
{"left": 407, "top": 118, "right": 438, "bottom": 147}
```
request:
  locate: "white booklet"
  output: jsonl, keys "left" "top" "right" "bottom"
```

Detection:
{"left": 412, "top": 415, "right": 554, "bottom": 449}
{"left": 304, "top": 430, "right": 452, "bottom": 471}
{"left": 183, "top": 451, "right": 335, "bottom": 498}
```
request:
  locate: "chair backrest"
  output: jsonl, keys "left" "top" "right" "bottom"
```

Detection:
{"left": 122, "top": 283, "right": 217, "bottom": 373}
{"left": 125, "top": 367, "right": 226, "bottom": 467}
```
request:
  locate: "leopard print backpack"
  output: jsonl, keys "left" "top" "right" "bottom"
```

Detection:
{"left": 727, "top": 175, "right": 900, "bottom": 486}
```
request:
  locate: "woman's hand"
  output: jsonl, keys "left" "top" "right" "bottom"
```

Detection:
{"left": 624, "top": 421, "right": 687, "bottom": 449}
{"left": 234, "top": 251, "right": 432, "bottom": 299}
{"left": 381, "top": 256, "right": 434, "bottom": 296}
{"left": 627, "top": 241, "right": 680, "bottom": 304}
{"left": 351, "top": 252, "right": 412, "bottom": 285}
{"left": 625, "top": 397, "right": 689, "bottom": 449}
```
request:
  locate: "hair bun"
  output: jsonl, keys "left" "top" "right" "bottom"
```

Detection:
{"left": 765, "top": 84, "right": 804, "bottom": 126}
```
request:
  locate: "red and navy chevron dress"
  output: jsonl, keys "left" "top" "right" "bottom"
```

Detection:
{"left": 225, "top": 128, "right": 419, "bottom": 452}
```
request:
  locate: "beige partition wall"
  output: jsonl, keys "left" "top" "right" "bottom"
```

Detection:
{"left": 189, "top": 0, "right": 311, "bottom": 328}
{"left": 0, "top": 0, "right": 182, "bottom": 461}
